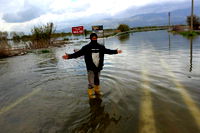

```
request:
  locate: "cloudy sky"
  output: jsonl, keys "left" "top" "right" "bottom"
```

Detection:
{"left": 0, "top": 0, "right": 195, "bottom": 33}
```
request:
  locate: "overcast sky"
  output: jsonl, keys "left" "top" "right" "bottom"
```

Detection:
{"left": 0, "top": 0, "right": 194, "bottom": 33}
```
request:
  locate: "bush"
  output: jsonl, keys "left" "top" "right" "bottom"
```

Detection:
{"left": 31, "top": 22, "right": 55, "bottom": 49}
{"left": 41, "top": 49, "right": 50, "bottom": 53}
{"left": 63, "top": 37, "right": 69, "bottom": 41}
{"left": 117, "top": 24, "right": 130, "bottom": 32}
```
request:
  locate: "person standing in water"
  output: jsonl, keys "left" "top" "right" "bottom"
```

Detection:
{"left": 62, "top": 33, "right": 122, "bottom": 98}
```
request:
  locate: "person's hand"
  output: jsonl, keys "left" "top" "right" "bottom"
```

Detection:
{"left": 117, "top": 49, "right": 122, "bottom": 54}
{"left": 62, "top": 53, "right": 69, "bottom": 60}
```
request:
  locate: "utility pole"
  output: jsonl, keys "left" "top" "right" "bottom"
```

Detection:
{"left": 168, "top": 12, "right": 171, "bottom": 31}
{"left": 190, "top": 0, "right": 194, "bottom": 31}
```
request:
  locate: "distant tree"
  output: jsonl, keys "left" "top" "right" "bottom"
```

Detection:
{"left": 117, "top": 24, "right": 130, "bottom": 32}
{"left": 187, "top": 15, "right": 200, "bottom": 30}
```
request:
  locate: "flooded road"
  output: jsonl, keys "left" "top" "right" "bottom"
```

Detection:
{"left": 0, "top": 30, "right": 200, "bottom": 133}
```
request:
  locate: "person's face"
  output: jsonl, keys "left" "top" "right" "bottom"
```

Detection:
{"left": 91, "top": 36, "right": 97, "bottom": 40}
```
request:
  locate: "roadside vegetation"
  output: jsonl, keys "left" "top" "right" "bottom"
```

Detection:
{"left": 30, "top": 22, "right": 55, "bottom": 49}
{"left": 117, "top": 24, "right": 130, "bottom": 32}
{"left": 0, "top": 22, "right": 56, "bottom": 58}
{"left": 171, "top": 15, "right": 200, "bottom": 38}
{"left": 131, "top": 26, "right": 168, "bottom": 32}
{"left": 179, "top": 31, "right": 200, "bottom": 37}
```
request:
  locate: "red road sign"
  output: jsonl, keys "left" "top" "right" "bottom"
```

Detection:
{"left": 72, "top": 26, "right": 84, "bottom": 34}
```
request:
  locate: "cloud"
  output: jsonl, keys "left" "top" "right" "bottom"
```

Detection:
{"left": 114, "top": 0, "right": 191, "bottom": 18}
{"left": 3, "top": 5, "right": 45, "bottom": 23}
{"left": 0, "top": 0, "right": 191, "bottom": 33}
{"left": 2, "top": 1, "right": 45, "bottom": 23}
{"left": 49, "top": 0, "right": 90, "bottom": 13}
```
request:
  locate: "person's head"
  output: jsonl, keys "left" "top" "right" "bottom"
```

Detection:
{"left": 90, "top": 33, "right": 98, "bottom": 41}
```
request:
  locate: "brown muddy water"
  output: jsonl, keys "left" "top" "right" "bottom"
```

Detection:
{"left": 0, "top": 30, "right": 200, "bottom": 133}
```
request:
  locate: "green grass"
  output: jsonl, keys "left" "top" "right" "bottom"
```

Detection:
{"left": 169, "top": 30, "right": 200, "bottom": 38}
{"left": 41, "top": 49, "right": 50, "bottom": 53}
{"left": 179, "top": 31, "right": 200, "bottom": 37}
{"left": 63, "top": 37, "right": 69, "bottom": 41}
{"left": 30, "top": 49, "right": 51, "bottom": 54}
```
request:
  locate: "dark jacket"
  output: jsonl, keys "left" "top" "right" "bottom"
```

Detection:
{"left": 68, "top": 41, "right": 118, "bottom": 71}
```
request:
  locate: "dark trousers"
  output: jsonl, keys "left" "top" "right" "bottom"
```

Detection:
{"left": 87, "top": 70, "right": 100, "bottom": 89}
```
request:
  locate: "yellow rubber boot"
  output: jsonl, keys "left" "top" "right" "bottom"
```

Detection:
{"left": 94, "top": 85, "right": 103, "bottom": 95}
{"left": 88, "top": 88, "right": 96, "bottom": 99}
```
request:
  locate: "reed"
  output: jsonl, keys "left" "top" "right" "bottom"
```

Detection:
{"left": 0, "top": 41, "right": 10, "bottom": 57}
{"left": 30, "top": 22, "right": 55, "bottom": 49}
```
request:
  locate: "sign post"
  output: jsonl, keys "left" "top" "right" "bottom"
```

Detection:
{"left": 72, "top": 26, "right": 84, "bottom": 34}
{"left": 92, "top": 25, "right": 104, "bottom": 45}
{"left": 72, "top": 26, "right": 85, "bottom": 40}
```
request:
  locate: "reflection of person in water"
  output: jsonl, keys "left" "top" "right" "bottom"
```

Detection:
{"left": 73, "top": 97, "right": 121, "bottom": 133}
{"left": 62, "top": 33, "right": 122, "bottom": 98}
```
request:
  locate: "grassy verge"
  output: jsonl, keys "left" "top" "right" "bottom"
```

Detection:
{"left": 169, "top": 30, "right": 200, "bottom": 38}
{"left": 179, "top": 31, "right": 200, "bottom": 37}
{"left": 115, "top": 27, "right": 168, "bottom": 36}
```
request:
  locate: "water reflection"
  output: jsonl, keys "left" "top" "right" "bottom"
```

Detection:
{"left": 168, "top": 33, "right": 171, "bottom": 50}
{"left": 168, "top": 33, "right": 194, "bottom": 73}
{"left": 190, "top": 38, "right": 193, "bottom": 72}
{"left": 118, "top": 33, "right": 130, "bottom": 43}
{"left": 73, "top": 97, "right": 121, "bottom": 133}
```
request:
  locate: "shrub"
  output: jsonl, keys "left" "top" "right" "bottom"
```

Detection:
{"left": 117, "top": 24, "right": 130, "bottom": 32}
{"left": 31, "top": 22, "right": 55, "bottom": 49}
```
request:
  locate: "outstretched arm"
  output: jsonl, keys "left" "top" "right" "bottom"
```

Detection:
{"left": 104, "top": 48, "right": 122, "bottom": 54}
{"left": 62, "top": 48, "right": 84, "bottom": 60}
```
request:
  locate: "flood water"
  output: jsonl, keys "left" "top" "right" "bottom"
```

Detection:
{"left": 0, "top": 30, "right": 200, "bottom": 133}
